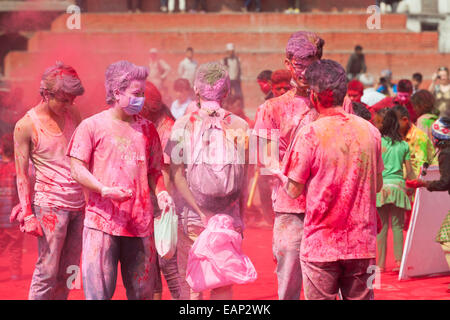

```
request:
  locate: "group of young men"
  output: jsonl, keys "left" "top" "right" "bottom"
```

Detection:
{"left": 11, "top": 30, "right": 385, "bottom": 300}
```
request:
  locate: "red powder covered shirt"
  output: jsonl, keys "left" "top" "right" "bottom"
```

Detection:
{"left": 283, "top": 108, "right": 384, "bottom": 262}
{"left": 253, "top": 89, "right": 319, "bottom": 213}
{"left": 67, "top": 110, "right": 163, "bottom": 237}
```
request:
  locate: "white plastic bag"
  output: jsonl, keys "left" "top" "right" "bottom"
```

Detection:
{"left": 154, "top": 206, "right": 178, "bottom": 260}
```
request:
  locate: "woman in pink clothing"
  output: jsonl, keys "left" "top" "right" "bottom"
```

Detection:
{"left": 12, "top": 62, "right": 86, "bottom": 300}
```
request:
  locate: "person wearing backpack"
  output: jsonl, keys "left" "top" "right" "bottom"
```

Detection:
{"left": 167, "top": 62, "right": 249, "bottom": 300}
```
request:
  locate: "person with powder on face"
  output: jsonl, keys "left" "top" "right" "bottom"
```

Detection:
{"left": 11, "top": 62, "right": 85, "bottom": 300}
{"left": 252, "top": 31, "right": 323, "bottom": 300}
{"left": 283, "top": 59, "right": 384, "bottom": 300}
{"left": 166, "top": 62, "right": 249, "bottom": 300}
{"left": 67, "top": 60, "right": 175, "bottom": 300}
{"left": 139, "top": 81, "right": 181, "bottom": 300}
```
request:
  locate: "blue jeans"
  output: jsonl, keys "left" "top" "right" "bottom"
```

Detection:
{"left": 244, "top": 0, "right": 261, "bottom": 9}
{"left": 29, "top": 205, "right": 84, "bottom": 300}
{"left": 82, "top": 227, "right": 157, "bottom": 300}
{"left": 154, "top": 250, "right": 181, "bottom": 299}
{"left": 272, "top": 212, "right": 304, "bottom": 300}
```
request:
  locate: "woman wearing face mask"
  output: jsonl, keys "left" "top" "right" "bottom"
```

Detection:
{"left": 67, "top": 60, "right": 175, "bottom": 300}
{"left": 429, "top": 67, "right": 450, "bottom": 118}
{"left": 406, "top": 117, "right": 450, "bottom": 293}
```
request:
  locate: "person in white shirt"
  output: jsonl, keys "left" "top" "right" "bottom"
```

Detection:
{"left": 178, "top": 47, "right": 198, "bottom": 87}
{"left": 223, "top": 43, "right": 242, "bottom": 97}
{"left": 170, "top": 78, "right": 193, "bottom": 119}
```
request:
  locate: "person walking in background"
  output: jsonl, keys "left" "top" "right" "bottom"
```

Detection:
{"left": 223, "top": 43, "right": 243, "bottom": 97}
{"left": 429, "top": 66, "right": 450, "bottom": 117}
{"left": 171, "top": 78, "right": 193, "bottom": 120}
{"left": 178, "top": 47, "right": 198, "bottom": 87}
{"left": 283, "top": 59, "right": 384, "bottom": 300}
{"left": 375, "top": 108, "right": 416, "bottom": 273}
{"left": 0, "top": 133, "right": 23, "bottom": 281}
{"left": 12, "top": 62, "right": 86, "bottom": 300}
{"left": 411, "top": 89, "right": 439, "bottom": 142}
{"left": 346, "top": 45, "right": 366, "bottom": 81}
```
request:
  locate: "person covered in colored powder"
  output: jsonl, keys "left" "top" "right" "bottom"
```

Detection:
{"left": 167, "top": 62, "right": 249, "bottom": 300}
{"left": 375, "top": 108, "right": 416, "bottom": 272}
{"left": 371, "top": 79, "right": 418, "bottom": 124}
{"left": 411, "top": 89, "right": 439, "bottom": 142}
{"left": 283, "top": 59, "right": 384, "bottom": 300}
{"left": 270, "top": 69, "right": 292, "bottom": 98}
{"left": 67, "top": 60, "right": 175, "bottom": 300}
{"left": 406, "top": 117, "right": 450, "bottom": 293}
{"left": 140, "top": 81, "right": 181, "bottom": 300}
{"left": 12, "top": 62, "right": 86, "bottom": 299}
{"left": 257, "top": 70, "right": 274, "bottom": 101}
{"left": 0, "top": 133, "right": 23, "bottom": 281}
{"left": 253, "top": 31, "right": 324, "bottom": 300}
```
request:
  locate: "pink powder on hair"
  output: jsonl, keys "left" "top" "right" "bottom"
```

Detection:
{"left": 286, "top": 31, "right": 325, "bottom": 61}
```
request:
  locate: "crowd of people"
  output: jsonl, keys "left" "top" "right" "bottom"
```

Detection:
{"left": 0, "top": 28, "right": 449, "bottom": 301}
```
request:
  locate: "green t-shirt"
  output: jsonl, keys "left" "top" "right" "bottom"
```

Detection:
{"left": 381, "top": 136, "right": 410, "bottom": 181}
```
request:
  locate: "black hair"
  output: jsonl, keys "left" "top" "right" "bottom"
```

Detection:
{"left": 380, "top": 108, "right": 403, "bottom": 143}
{"left": 412, "top": 73, "right": 423, "bottom": 83}
{"left": 257, "top": 70, "right": 273, "bottom": 81}
{"left": 398, "top": 79, "right": 413, "bottom": 93}
{"left": 355, "top": 45, "right": 363, "bottom": 51}
{"left": 352, "top": 102, "right": 371, "bottom": 121}
{"left": 392, "top": 104, "right": 410, "bottom": 120}
{"left": 186, "top": 47, "right": 193, "bottom": 52}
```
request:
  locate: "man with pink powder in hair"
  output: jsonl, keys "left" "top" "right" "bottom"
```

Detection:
{"left": 67, "top": 60, "right": 175, "bottom": 300}
{"left": 12, "top": 62, "right": 85, "bottom": 300}
{"left": 252, "top": 31, "right": 323, "bottom": 300}
{"left": 283, "top": 60, "right": 384, "bottom": 300}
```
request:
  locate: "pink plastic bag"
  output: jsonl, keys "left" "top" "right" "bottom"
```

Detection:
{"left": 186, "top": 214, "right": 257, "bottom": 292}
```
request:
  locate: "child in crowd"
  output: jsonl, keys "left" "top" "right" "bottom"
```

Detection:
{"left": 0, "top": 133, "right": 23, "bottom": 281}
{"left": 375, "top": 108, "right": 416, "bottom": 272}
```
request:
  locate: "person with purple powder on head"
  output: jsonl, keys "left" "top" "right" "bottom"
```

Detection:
{"left": 67, "top": 60, "right": 174, "bottom": 300}
{"left": 12, "top": 62, "right": 85, "bottom": 300}
{"left": 283, "top": 59, "right": 384, "bottom": 300}
{"left": 253, "top": 31, "right": 324, "bottom": 300}
{"left": 167, "top": 62, "right": 249, "bottom": 300}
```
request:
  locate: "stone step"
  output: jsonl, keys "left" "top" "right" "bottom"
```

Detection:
{"left": 50, "top": 12, "right": 408, "bottom": 32}
{"left": 27, "top": 30, "right": 439, "bottom": 53}
{"left": 6, "top": 50, "right": 446, "bottom": 81}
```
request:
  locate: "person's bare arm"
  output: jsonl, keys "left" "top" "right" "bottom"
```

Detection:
{"left": 285, "top": 178, "right": 305, "bottom": 199}
{"left": 376, "top": 172, "right": 383, "bottom": 193}
{"left": 13, "top": 116, "right": 34, "bottom": 218}
{"left": 70, "top": 157, "right": 132, "bottom": 202}
{"left": 404, "top": 159, "right": 416, "bottom": 181}
{"left": 172, "top": 163, "right": 208, "bottom": 223}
